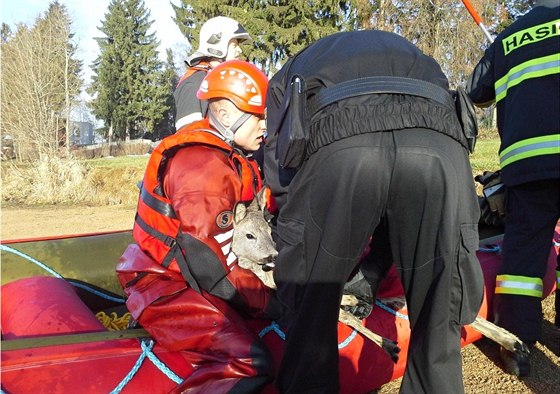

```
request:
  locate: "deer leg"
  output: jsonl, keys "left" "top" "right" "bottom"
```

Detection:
{"left": 373, "top": 296, "right": 529, "bottom": 358}
{"left": 338, "top": 308, "right": 400, "bottom": 363}
{"left": 339, "top": 295, "right": 400, "bottom": 362}
{"left": 469, "top": 316, "right": 530, "bottom": 357}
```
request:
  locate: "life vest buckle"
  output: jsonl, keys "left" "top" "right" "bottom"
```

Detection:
{"left": 164, "top": 238, "right": 177, "bottom": 248}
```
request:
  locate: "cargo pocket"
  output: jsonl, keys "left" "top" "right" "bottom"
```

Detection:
{"left": 274, "top": 217, "right": 307, "bottom": 312}
{"left": 453, "top": 223, "right": 484, "bottom": 325}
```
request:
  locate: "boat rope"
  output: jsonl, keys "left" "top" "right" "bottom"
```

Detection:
{"left": 0, "top": 244, "right": 125, "bottom": 304}
{"left": 338, "top": 330, "right": 359, "bottom": 349}
{"left": 109, "top": 339, "right": 155, "bottom": 394}
{"left": 479, "top": 244, "right": 501, "bottom": 253}
{"left": 96, "top": 311, "right": 132, "bottom": 331}
{"left": 258, "top": 321, "right": 286, "bottom": 340}
{"left": 142, "top": 340, "right": 184, "bottom": 384}
{"left": 375, "top": 300, "right": 410, "bottom": 321}
{"left": 0, "top": 244, "right": 62, "bottom": 278}
{"left": 70, "top": 281, "right": 125, "bottom": 303}
{"left": 109, "top": 339, "right": 183, "bottom": 393}
{"left": 256, "top": 319, "right": 362, "bottom": 350}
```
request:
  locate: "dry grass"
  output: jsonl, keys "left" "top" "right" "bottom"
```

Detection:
{"left": 1, "top": 155, "right": 147, "bottom": 206}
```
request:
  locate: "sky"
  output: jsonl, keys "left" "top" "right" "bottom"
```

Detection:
{"left": 1, "top": 0, "right": 189, "bottom": 98}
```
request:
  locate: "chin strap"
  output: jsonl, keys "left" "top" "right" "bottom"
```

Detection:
{"left": 209, "top": 111, "right": 253, "bottom": 143}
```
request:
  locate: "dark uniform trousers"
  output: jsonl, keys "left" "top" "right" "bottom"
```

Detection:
{"left": 273, "top": 129, "right": 483, "bottom": 394}
{"left": 494, "top": 178, "right": 560, "bottom": 342}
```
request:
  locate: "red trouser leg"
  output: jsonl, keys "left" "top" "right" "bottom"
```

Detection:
{"left": 137, "top": 285, "right": 273, "bottom": 394}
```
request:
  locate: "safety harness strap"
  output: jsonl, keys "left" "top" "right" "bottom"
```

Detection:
{"left": 134, "top": 214, "right": 202, "bottom": 293}
{"left": 135, "top": 214, "right": 176, "bottom": 249}
{"left": 307, "top": 76, "right": 455, "bottom": 118}
{"left": 140, "top": 186, "right": 178, "bottom": 219}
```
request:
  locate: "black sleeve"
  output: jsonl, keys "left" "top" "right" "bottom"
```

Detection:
{"left": 263, "top": 131, "right": 298, "bottom": 211}
{"left": 173, "top": 70, "right": 207, "bottom": 128}
{"left": 466, "top": 45, "right": 497, "bottom": 108}
{"left": 263, "top": 63, "right": 299, "bottom": 211}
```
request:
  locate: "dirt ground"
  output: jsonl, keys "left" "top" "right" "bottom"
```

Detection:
{"left": 1, "top": 205, "right": 558, "bottom": 393}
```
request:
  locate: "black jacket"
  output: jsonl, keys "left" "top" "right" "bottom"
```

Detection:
{"left": 264, "top": 30, "right": 465, "bottom": 208}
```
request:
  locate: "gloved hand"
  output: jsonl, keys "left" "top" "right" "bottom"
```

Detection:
{"left": 478, "top": 196, "right": 505, "bottom": 227}
{"left": 343, "top": 271, "right": 374, "bottom": 305}
{"left": 340, "top": 297, "right": 373, "bottom": 320}
{"left": 343, "top": 271, "right": 375, "bottom": 319}
{"left": 475, "top": 170, "right": 506, "bottom": 218}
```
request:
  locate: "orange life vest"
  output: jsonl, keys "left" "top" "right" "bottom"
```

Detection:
{"left": 133, "top": 119, "right": 262, "bottom": 290}
{"left": 176, "top": 61, "right": 212, "bottom": 88}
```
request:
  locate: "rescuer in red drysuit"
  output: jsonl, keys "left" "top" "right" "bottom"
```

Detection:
{"left": 116, "top": 60, "right": 282, "bottom": 393}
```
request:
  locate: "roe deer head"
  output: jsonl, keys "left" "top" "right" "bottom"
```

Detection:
{"left": 231, "top": 188, "right": 277, "bottom": 288}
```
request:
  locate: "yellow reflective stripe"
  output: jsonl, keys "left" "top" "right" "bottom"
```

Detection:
{"left": 495, "top": 274, "right": 543, "bottom": 297}
{"left": 502, "top": 19, "right": 560, "bottom": 55}
{"left": 557, "top": 270, "right": 560, "bottom": 285}
{"left": 495, "top": 54, "right": 560, "bottom": 102}
{"left": 500, "top": 134, "right": 560, "bottom": 168}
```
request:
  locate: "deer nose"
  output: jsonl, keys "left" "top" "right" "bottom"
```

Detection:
{"left": 263, "top": 261, "right": 275, "bottom": 271}
{"left": 262, "top": 254, "right": 276, "bottom": 271}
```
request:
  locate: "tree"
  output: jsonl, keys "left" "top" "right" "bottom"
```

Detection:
{"left": 0, "top": 1, "right": 82, "bottom": 160}
{"left": 169, "top": 1, "right": 526, "bottom": 91}
{"left": 1, "top": 23, "right": 13, "bottom": 43}
{"left": 88, "top": 0, "right": 169, "bottom": 141}
{"left": 171, "top": 0, "right": 359, "bottom": 75}
{"left": 152, "top": 48, "right": 179, "bottom": 140}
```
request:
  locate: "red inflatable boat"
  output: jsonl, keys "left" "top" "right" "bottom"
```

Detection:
{"left": 1, "top": 224, "right": 558, "bottom": 394}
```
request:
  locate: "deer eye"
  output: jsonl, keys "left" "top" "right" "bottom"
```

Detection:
{"left": 246, "top": 233, "right": 255, "bottom": 240}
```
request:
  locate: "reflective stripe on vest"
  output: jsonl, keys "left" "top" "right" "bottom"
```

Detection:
{"left": 175, "top": 112, "right": 203, "bottom": 130}
{"left": 557, "top": 269, "right": 560, "bottom": 286}
{"left": 495, "top": 274, "right": 543, "bottom": 298}
{"left": 495, "top": 53, "right": 560, "bottom": 103}
{"left": 499, "top": 134, "right": 560, "bottom": 168}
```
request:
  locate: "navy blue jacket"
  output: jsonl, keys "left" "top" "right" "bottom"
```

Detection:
{"left": 467, "top": 1, "right": 560, "bottom": 186}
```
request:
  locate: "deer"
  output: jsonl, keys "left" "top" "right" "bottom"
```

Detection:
{"left": 231, "top": 189, "right": 530, "bottom": 364}
{"left": 231, "top": 188, "right": 401, "bottom": 362}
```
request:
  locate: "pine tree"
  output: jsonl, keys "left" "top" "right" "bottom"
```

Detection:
{"left": 171, "top": 0, "right": 357, "bottom": 74}
{"left": 168, "top": 1, "right": 524, "bottom": 89}
{"left": 89, "top": 0, "right": 169, "bottom": 140}
{"left": 153, "top": 48, "right": 179, "bottom": 140}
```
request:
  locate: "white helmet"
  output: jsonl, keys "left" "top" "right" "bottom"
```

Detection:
{"left": 186, "top": 16, "right": 252, "bottom": 66}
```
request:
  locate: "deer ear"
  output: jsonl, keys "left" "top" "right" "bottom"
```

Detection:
{"left": 256, "top": 187, "right": 268, "bottom": 210}
{"left": 233, "top": 202, "right": 247, "bottom": 223}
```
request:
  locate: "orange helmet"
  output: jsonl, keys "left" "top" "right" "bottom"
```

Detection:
{"left": 197, "top": 60, "right": 267, "bottom": 115}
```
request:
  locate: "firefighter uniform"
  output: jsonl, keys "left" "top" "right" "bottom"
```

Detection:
{"left": 264, "top": 30, "right": 484, "bottom": 394}
{"left": 117, "top": 119, "right": 281, "bottom": 393}
{"left": 173, "top": 17, "right": 252, "bottom": 132}
{"left": 467, "top": 0, "right": 560, "bottom": 349}
{"left": 173, "top": 62, "right": 212, "bottom": 130}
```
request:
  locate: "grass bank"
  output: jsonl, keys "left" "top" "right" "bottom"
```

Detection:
{"left": 1, "top": 135, "right": 500, "bottom": 207}
{"left": 1, "top": 155, "right": 148, "bottom": 206}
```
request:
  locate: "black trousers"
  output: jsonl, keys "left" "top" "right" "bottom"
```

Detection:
{"left": 494, "top": 179, "right": 560, "bottom": 342}
{"left": 273, "top": 130, "right": 483, "bottom": 394}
